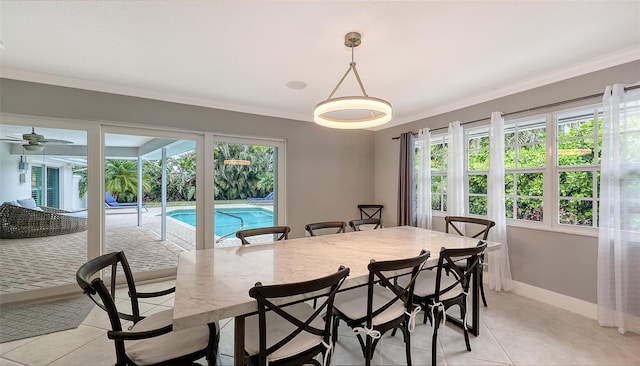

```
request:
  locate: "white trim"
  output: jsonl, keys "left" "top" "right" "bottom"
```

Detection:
{"left": 379, "top": 46, "right": 640, "bottom": 130}
{"left": 0, "top": 68, "right": 310, "bottom": 124}
{"left": 509, "top": 280, "right": 597, "bottom": 320}
{"left": 3, "top": 46, "right": 639, "bottom": 131}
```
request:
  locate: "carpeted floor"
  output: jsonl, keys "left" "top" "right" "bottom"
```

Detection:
{"left": 0, "top": 296, "right": 95, "bottom": 343}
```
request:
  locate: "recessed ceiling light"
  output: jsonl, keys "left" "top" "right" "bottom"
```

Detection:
{"left": 286, "top": 81, "right": 307, "bottom": 90}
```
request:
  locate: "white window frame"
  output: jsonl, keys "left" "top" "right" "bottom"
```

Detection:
{"left": 551, "top": 105, "right": 601, "bottom": 236}
{"left": 429, "top": 134, "right": 448, "bottom": 216}
{"left": 465, "top": 126, "right": 490, "bottom": 217}
{"left": 423, "top": 104, "right": 602, "bottom": 237}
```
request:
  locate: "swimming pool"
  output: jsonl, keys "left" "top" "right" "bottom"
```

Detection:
{"left": 167, "top": 207, "right": 274, "bottom": 237}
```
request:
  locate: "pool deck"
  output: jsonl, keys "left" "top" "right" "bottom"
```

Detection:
{"left": 0, "top": 203, "right": 272, "bottom": 299}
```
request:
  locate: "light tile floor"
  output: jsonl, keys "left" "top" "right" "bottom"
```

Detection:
{"left": 1, "top": 280, "right": 639, "bottom": 366}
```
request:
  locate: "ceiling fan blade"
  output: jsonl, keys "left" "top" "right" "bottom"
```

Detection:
{"left": 0, "top": 138, "right": 27, "bottom": 143}
{"left": 41, "top": 139, "right": 73, "bottom": 145}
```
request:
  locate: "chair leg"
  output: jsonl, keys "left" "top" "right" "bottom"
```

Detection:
{"left": 431, "top": 310, "right": 440, "bottom": 366}
{"left": 479, "top": 257, "right": 488, "bottom": 307}
{"left": 403, "top": 326, "right": 412, "bottom": 366}
{"left": 460, "top": 303, "right": 471, "bottom": 352}
{"left": 332, "top": 317, "right": 340, "bottom": 346}
{"left": 365, "top": 336, "right": 372, "bottom": 366}
{"left": 479, "top": 270, "right": 488, "bottom": 307}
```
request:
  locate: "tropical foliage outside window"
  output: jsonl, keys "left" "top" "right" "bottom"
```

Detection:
{"left": 430, "top": 136, "right": 447, "bottom": 211}
{"left": 418, "top": 104, "right": 604, "bottom": 231}
{"left": 78, "top": 144, "right": 275, "bottom": 203}
{"left": 556, "top": 108, "right": 602, "bottom": 227}
{"left": 504, "top": 117, "right": 546, "bottom": 222}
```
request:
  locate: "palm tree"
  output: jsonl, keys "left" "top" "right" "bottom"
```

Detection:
{"left": 105, "top": 159, "right": 150, "bottom": 202}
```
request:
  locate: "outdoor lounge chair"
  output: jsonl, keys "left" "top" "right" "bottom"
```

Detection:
{"left": 247, "top": 192, "right": 274, "bottom": 203}
{"left": 105, "top": 192, "right": 149, "bottom": 212}
{"left": 0, "top": 202, "right": 88, "bottom": 239}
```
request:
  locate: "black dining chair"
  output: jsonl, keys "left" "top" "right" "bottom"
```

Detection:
{"left": 445, "top": 216, "right": 495, "bottom": 306}
{"left": 244, "top": 266, "right": 350, "bottom": 366}
{"left": 76, "top": 251, "right": 219, "bottom": 366}
{"left": 332, "top": 250, "right": 430, "bottom": 366}
{"left": 236, "top": 226, "right": 291, "bottom": 245}
{"left": 348, "top": 218, "right": 382, "bottom": 231}
{"left": 357, "top": 204, "right": 383, "bottom": 221}
{"left": 304, "top": 221, "right": 347, "bottom": 236}
{"left": 399, "top": 243, "right": 487, "bottom": 366}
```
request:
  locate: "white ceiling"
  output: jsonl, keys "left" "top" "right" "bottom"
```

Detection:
{"left": 1, "top": 1, "right": 639, "bottom": 131}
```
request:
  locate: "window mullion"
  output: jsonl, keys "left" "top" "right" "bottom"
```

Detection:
{"left": 545, "top": 112, "right": 555, "bottom": 228}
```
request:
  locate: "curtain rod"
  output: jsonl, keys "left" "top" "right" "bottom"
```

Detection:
{"left": 391, "top": 84, "right": 640, "bottom": 140}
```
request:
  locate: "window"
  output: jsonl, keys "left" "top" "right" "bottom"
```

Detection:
{"left": 504, "top": 117, "right": 546, "bottom": 222}
{"left": 416, "top": 103, "right": 604, "bottom": 234}
{"left": 467, "top": 128, "right": 489, "bottom": 216}
{"left": 31, "top": 165, "right": 60, "bottom": 208}
{"left": 556, "top": 107, "right": 602, "bottom": 227}
{"left": 430, "top": 135, "right": 447, "bottom": 212}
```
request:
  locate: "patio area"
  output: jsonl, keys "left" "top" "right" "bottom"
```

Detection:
{"left": 0, "top": 205, "right": 269, "bottom": 298}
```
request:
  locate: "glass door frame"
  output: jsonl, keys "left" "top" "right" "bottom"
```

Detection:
{"left": 210, "top": 134, "right": 286, "bottom": 249}
{"left": 0, "top": 113, "right": 96, "bottom": 304}
{"left": 99, "top": 125, "right": 206, "bottom": 280}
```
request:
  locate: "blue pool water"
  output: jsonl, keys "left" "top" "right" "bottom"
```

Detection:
{"left": 167, "top": 207, "right": 274, "bottom": 237}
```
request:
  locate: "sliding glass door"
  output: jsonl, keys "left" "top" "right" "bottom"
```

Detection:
{"left": 102, "top": 127, "right": 199, "bottom": 279}
{"left": 0, "top": 121, "right": 89, "bottom": 302}
{"left": 213, "top": 136, "right": 285, "bottom": 247}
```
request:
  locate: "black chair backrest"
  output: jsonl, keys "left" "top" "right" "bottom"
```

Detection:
{"left": 236, "top": 226, "right": 291, "bottom": 245}
{"left": 433, "top": 242, "right": 488, "bottom": 302}
{"left": 76, "top": 251, "right": 145, "bottom": 362}
{"left": 358, "top": 204, "right": 383, "bottom": 220}
{"left": 349, "top": 218, "right": 382, "bottom": 231}
{"left": 445, "top": 216, "right": 495, "bottom": 240}
{"left": 304, "top": 221, "right": 347, "bottom": 236}
{"left": 249, "top": 266, "right": 350, "bottom": 364}
{"left": 76, "top": 251, "right": 142, "bottom": 327}
{"left": 360, "top": 250, "right": 430, "bottom": 327}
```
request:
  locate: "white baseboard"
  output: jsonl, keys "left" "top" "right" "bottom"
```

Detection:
{"left": 509, "top": 280, "right": 597, "bottom": 320}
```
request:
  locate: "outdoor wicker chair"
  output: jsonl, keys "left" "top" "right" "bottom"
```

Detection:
{"left": 0, "top": 202, "right": 88, "bottom": 239}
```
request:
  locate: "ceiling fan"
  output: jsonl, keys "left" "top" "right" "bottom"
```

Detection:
{"left": 0, "top": 127, "right": 73, "bottom": 151}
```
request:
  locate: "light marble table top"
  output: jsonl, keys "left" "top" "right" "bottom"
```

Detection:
{"left": 173, "top": 226, "right": 500, "bottom": 331}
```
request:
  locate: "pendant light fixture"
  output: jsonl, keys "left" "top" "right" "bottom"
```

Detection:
{"left": 314, "top": 32, "right": 392, "bottom": 129}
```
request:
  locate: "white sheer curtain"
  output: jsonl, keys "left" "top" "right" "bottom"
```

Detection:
{"left": 416, "top": 128, "right": 432, "bottom": 229}
{"left": 447, "top": 121, "right": 465, "bottom": 218}
{"left": 598, "top": 83, "right": 640, "bottom": 334}
{"left": 487, "top": 112, "right": 513, "bottom": 292}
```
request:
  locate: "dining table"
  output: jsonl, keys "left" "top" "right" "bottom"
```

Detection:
{"left": 172, "top": 225, "right": 501, "bottom": 365}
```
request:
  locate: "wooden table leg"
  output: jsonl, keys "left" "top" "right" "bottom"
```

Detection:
{"left": 234, "top": 316, "right": 245, "bottom": 366}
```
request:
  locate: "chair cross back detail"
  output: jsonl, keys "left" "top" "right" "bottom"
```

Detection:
{"left": 434, "top": 243, "right": 487, "bottom": 300}
{"left": 248, "top": 266, "right": 350, "bottom": 366}
{"left": 444, "top": 216, "right": 495, "bottom": 240}
{"left": 348, "top": 218, "right": 382, "bottom": 231}
{"left": 236, "top": 226, "right": 291, "bottom": 245}
{"left": 304, "top": 221, "right": 347, "bottom": 236}
{"left": 358, "top": 204, "right": 383, "bottom": 220}
{"left": 332, "top": 250, "right": 430, "bottom": 366}
{"left": 362, "top": 250, "right": 429, "bottom": 324}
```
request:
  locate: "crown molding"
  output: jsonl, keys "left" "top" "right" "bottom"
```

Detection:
{"left": 376, "top": 45, "right": 640, "bottom": 131}
{"left": 2, "top": 45, "right": 638, "bottom": 131}
{"left": 0, "top": 68, "right": 312, "bottom": 124}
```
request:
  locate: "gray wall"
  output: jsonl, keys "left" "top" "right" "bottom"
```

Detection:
{"left": 2, "top": 60, "right": 639, "bottom": 303}
{"left": 374, "top": 60, "right": 640, "bottom": 303}
{"left": 0, "top": 79, "right": 376, "bottom": 238}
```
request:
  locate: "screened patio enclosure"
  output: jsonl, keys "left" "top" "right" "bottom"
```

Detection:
{"left": 0, "top": 123, "right": 198, "bottom": 302}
